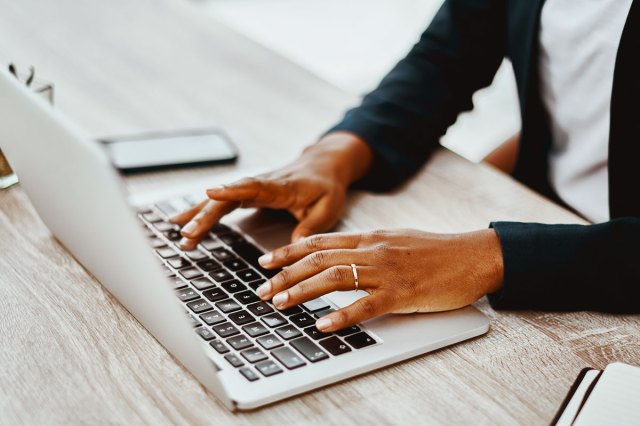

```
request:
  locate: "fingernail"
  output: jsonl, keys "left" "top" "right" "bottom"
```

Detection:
{"left": 256, "top": 281, "right": 272, "bottom": 298}
{"left": 207, "top": 185, "right": 226, "bottom": 193}
{"left": 169, "top": 215, "right": 180, "bottom": 223}
{"left": 272, "top": 292, "right": 289, "bottom": 308}
{"left": 316, "top": 317, "right": 333, "bottom": 331}
{"left": 179, "top": 238, "right": 193, "bottom": 249}
{"left": 181, "top": 221, "right": 197, "bottom": 235}
{"left": 258, "top": 253, "right": 273, "bottom": 266}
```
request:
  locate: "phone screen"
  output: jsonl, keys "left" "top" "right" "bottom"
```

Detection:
{"left": 102, "top": 130, "right": 238, "bottom": 173}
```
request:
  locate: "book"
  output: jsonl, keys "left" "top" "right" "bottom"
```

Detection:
{"left": 552, "top": 363, "right": 640, "bottom": 426}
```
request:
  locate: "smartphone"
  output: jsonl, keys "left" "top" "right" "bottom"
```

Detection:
{"left": 100, "top": 128, "right": 238, "bottom": 174}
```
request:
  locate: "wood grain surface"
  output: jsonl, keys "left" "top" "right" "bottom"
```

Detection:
{"left": 0, "top": 0, "right": 638, "bottom": 425}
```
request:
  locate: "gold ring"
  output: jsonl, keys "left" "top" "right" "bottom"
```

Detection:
{"left": 350, "top": 263, "right": 359, "bottom": 292}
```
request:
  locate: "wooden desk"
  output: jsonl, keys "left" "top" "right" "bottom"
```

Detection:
{"left": 1, "top": 0, "right": 638, "bottom": 424}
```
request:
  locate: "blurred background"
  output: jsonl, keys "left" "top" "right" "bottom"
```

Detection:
{"left": 202, "top": 0, "right": 521, "bottom": 162}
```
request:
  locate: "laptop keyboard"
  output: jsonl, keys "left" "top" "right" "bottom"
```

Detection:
{"left": 138, "top": 198, "right": 379, "bottom": 383}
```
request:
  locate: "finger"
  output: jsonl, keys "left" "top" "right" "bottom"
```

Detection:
{"left": 206, "top": 178, "right": 296, "bottom": 210}
{"left": 256, "top": 249, "right": 370, "bottom": 299}
{"left": 258, "top": 232, "right": 363, "bottom": 269}
{"left": 316, "top": 295, "right": 387, "bottom": 332}
{"left": 178, "top": 200, "right": 239, "bottom": 248}
{"left": 169, "top": 200, "right": 208, "bottom": 225}
{"left": 291, "top": 196, "right": 339, "bottom": 243}
{"left": 269, "top": 265, "right": 377, "bottom": 310}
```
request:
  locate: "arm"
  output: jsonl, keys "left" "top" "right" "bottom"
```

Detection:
{"left": 490, "top": 218, "right": 640, "bottom": 313}
{"left": 329, "top": 0, "right": 507, "bottom": 191}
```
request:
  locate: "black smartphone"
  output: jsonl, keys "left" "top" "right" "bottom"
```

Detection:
{"left": 100, "top": 128, "right": 238, "bottom": 174}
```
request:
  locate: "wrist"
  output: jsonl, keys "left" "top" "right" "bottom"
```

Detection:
{"left": 473, "top": 229, "right": 504, "bottom": 296}
{"left": 303, "top": 131, "right": 373, "bottom": 187}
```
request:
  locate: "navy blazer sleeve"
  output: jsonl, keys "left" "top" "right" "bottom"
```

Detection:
{"left": 490, "top": 219, "right": 640, "bottom": 313}
{"left": 328, "top": 0, "right": 507, "bottom": 191}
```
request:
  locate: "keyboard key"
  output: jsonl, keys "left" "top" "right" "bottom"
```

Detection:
{"left": 150, "top": 238, "right": 166, "bottom": 249}
{"left": 280, "top": 306, "right": 303, "bottom": 316}
{"left": 186, "top": 313, "right": 201, "bottom": 328}
{"left": 290, "top": 313, "right": 315, "bottom": 328}
{"left": 200, "top": 238, "right": 221, "bottom": 251}
{"left": 302, "top": 298, "right": 330, "bottom": 313}
{"left": 242, "top": 322, "right": 269, "bottom": 338}
{"left": 247, "top": 302, "right": 273, "bottom": 317}
{"left": 335, "top": 325, "right": 361, "bottom": 337}
{"left": 163, "top": 229, "right": 182, "bottom": 241}
{"left": 196, "top": 327, "right": 216, "bottom": 341}
{"left": 211, "top": 223, "right": 232, "bottom": 235}
{"left": 176, "top": 287, "right": 199, "bottom": 302}
{"left": 191, "top": 278, "right": 215, "bottom": 291}
{"left": 256, "top": 334, "right": 283, "bottom": 350}
{"left": 164, "top": 266, "right": 177, "bottom": 279}
{"left": 262, "top": 313, "right": 287, "bottom": 328}
{"left": 221, "top": 280, "right": 246, "bottom": 294}
{"left": 219, "top": 233, "right": 246, "bottom": 247}
{"left": 202, "top": 288, "right": 227, "bottom": 302}
{"left": 224, "top": 353, "right": 245, "bottom": 368}
{"left": 153, "top": 222, "right": 176, "bottom": 232}
{"left": 210, "top": 270, "right": 234, "bottom": 283}
{"left": 319, "top": 336, "right": 352, "bottom": 356}
{"left": 168, "top": 257, "right": 190, "bottom": 270}
{"left": 156, "top": 247, "right": 179, "bottom": 259}
{"left": 314, "top": 308, "right": 336, "bottom": 319}
{"left": 232, "top": 243, "right": 279, "bottom": 278}
{"left": 169, "top": 278, "right": 187, "bottom": 289}
{"left": 196, "top": 259, "right": 221, "bottom": 272}
{"left": 215, "top": 299, "right": 242, "bottom": 314}
{"left": 142, "top": 212, "right": 162, "bottom": 223}
{"left": 210, "top": 247, "right": 235, "bottom": 261}
{"left": 200, "top": 310, "right": 225, "bottom": 326}
{"left": 179, "top": 267, "right": 203, "bottom": 280}
{"left": 275, "top": 325, "right": 302, "bottom": 340}
{"left": 271, "top": 347, "right": 306, "bottom": 370}
{"left": 227, "top": 335, "right": 253, "bottom": 351}
{"left": 240, "top": 347, "right": 268, "bottom": 364}
{"left": 304, "top": 326, "right": 332, "bottom": 340}
{"left": 185, "top": 250, "right": 208, "bottom": 261}
{"left": 235, "top": 290, "right": 260, "bottom": 305}
{"left": 290, "top": 337, "right": 329, "bottom": 363}
{"left": 212, "top": 322, "right": 240, "bottom": 338}
{"left": 255, "top": 360, "right": 283, "bottom": 377}
{"left": 228, "top": 310, "right": 255, "bottom": 326}
{"left": 187, "top": 299, "right": 213, "bottom": 314}
{"left": 236, "top": 269, "right": 262, "bottom": 282}
{"left": 239, "top": 367, "right": 260, "bottom": 382}
{"left": 210, "top": 340, "right": 230, "bottom": 354}
{"left": 344, "top": 332, "right": 376, "bottom": 349}
{"left": 155, "top": 200, "right": 181, "bottom": 218}
{"left": 224, "top": 259, "right": 248, "bottom": 272}
{"left": 248, "top": 279, "right": 266, "bottom": 291}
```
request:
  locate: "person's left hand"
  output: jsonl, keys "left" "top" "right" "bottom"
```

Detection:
{"left": 255, "top": 229, "right": 504, "bottom": 332}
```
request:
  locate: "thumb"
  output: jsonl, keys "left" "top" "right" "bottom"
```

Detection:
{"left": 291, "top": 197, "right": 339, "bottom": 243}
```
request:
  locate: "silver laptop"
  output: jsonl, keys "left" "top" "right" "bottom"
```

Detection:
{"left": 0, "top": 69, "right": 489, "bottom": 410}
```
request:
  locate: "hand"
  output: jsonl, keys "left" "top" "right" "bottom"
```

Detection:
{"left": 171, "top": 132, "right": 373, "bottom": 249}
{"left": 255, "top": 229, "right": 504, "bottom": 332}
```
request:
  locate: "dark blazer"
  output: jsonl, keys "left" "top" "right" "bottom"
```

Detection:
{"left": 329, "top": 0, "right": 640, "bottom": 313}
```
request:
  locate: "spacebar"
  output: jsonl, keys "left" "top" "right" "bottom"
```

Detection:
{"left": 232, "top": 243, "right": 279, "bottom": 278}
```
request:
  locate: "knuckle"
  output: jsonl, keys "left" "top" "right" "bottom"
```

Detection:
{"left": 305, "top": 234, "right": 324, "bottom": 251}
{"left": 357, "top": 298, "right": 378, "bottom": 317}
{"left": 295, "top": 280, "right": 310, "bottom": 297}
{"left": 327, "top": 266, "right": 346, "bottom": 283}
{"left": 277, "top": 245, "right": 293, "bottom": 262}
{"left": 307, "top": 251, "right": 326, "bottom": 268}
{"left": 274, "top": 269, "right": 290, "bottom": 287}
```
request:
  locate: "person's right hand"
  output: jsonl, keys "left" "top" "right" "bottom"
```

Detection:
{"left": 170, "top": 132, "right": 373, "bottom": 250}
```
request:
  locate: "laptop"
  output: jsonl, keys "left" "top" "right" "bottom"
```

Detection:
{"left": 0, "top": 68, "right": 489, "bottom": 410}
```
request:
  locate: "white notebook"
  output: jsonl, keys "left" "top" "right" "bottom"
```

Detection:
{"left": 553, "top": 363, "right": 640, "bottom": 426}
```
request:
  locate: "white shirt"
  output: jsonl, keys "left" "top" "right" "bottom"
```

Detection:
{"left": 539, "top": 0, "right": 633, "bottom": 223}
